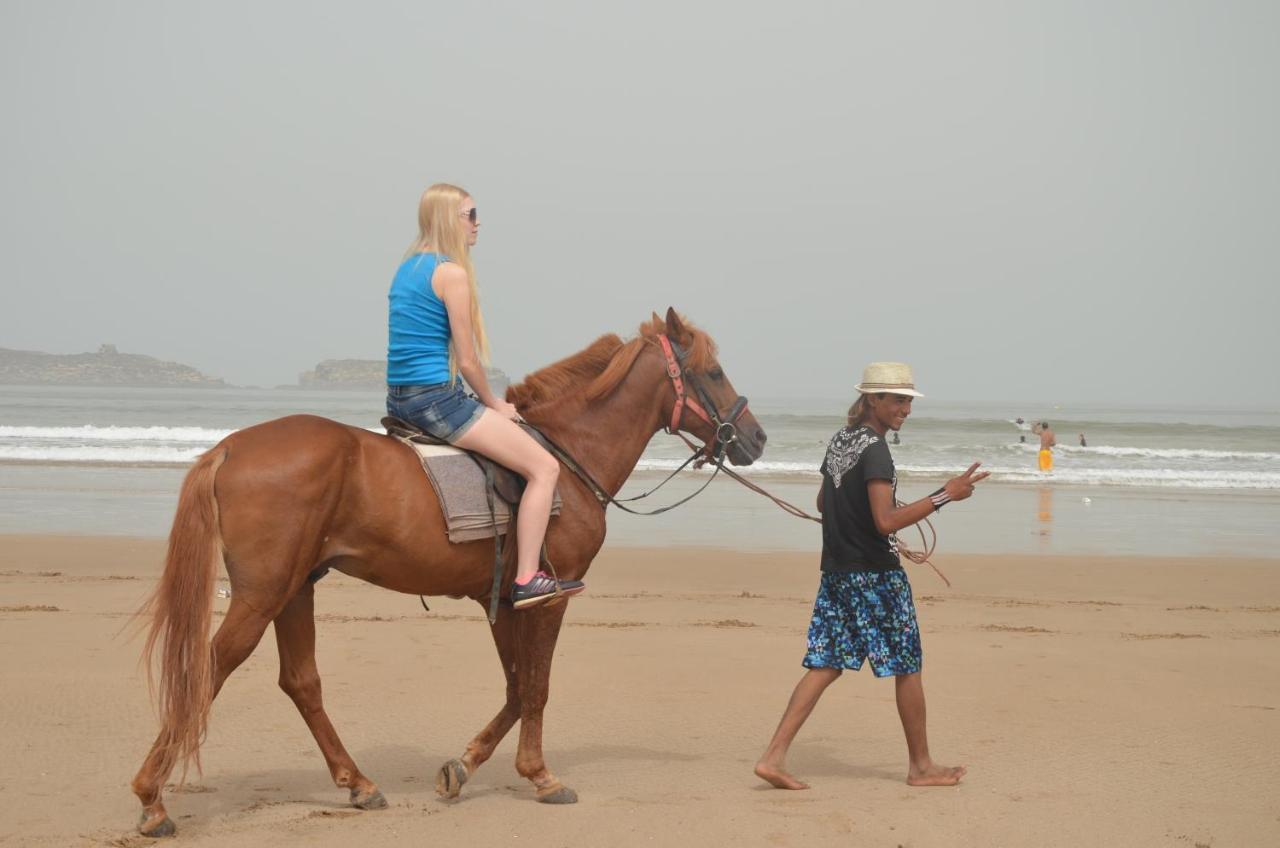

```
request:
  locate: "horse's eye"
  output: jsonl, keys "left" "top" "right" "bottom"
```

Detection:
{"left": 708, "top": 368, "right": 724, "bottom": 381}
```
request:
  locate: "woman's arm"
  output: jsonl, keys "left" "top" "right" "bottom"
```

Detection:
{"left": 434, "top": 264, "right": 506, "bottom": 410}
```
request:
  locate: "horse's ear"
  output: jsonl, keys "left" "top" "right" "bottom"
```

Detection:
{"left": 664, "top": 307, "right": 688, "bottom": 341}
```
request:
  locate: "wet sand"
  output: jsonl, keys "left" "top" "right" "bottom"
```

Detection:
{"left": 1, "top": 534, "right": 1277, "bottom": 846}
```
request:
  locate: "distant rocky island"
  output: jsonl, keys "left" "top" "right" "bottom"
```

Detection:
{"left": 0, "top": 344, "right": 226, "bottom": 387}
{"left": 297, "top": 359, "right": 385, "bottom": 389}
{"left": 0, "top": 345, "right": 510, "bottom": 392}
{"left": 299, "top": 359, "right": 509, "bottom": 394}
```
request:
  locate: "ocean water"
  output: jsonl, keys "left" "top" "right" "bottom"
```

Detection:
{"left": 1, "top": 386, "right": 1277, "bottom": 556}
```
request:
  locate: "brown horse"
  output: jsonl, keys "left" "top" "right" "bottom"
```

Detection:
{"left": 131, "top": 308, "right": 766, "bottom": 837}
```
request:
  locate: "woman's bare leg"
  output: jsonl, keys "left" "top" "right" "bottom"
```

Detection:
{"left": 454, "top": 409, "right": 560, "bottom": 581}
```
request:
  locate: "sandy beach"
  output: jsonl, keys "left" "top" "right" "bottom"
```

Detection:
{"left": 1, "top": 534, "right": 1277, "bottom": 847}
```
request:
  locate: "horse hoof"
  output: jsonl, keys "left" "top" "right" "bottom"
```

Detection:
{"left": 536, "top": 785, "right": 578, "bottom": 805}
{"left": 351, "top": 787, "right": 388, "bottom": 810}
{"left": 435, "top": 759, "right": 469, "bottom": 799}
{"left": 138, "top": 812, "right": 177, "bottom": 837}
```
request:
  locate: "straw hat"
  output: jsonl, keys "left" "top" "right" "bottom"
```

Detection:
{"left": 855, "top": 362, "right": 924, "bottom": 397}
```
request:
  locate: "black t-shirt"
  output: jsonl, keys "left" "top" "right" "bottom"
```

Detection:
{"left": 818, "top": 425, "right": 901, "bottom": 573}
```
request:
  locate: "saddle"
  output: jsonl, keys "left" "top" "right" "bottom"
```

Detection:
{"left": 382, "top": 416, "right": 563, "bottom": 625}
{"left": 381, "top": 416, "right": 562, "bottom": 541}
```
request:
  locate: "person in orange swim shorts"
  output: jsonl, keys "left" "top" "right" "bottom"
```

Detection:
{"left": 1037, "top": 421, "right": 1056, "bottom": 472}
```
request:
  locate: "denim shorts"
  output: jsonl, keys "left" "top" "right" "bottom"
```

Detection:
{"left": 386, "top": 381, "right": 486, "bottom": 444}
{"left": 802, "top": 570, "right": 922, "bottom": 677}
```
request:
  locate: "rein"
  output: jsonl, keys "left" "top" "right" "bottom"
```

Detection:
{"left": 529, "top": 333, "right": 744, "bottom": 517}
{"left": 531, "top": 333, "right": 949, "bottom": 584}
{"left": 704, "top": 455, "right": 948, "bottom": 587}
{"left": 536, "top": 430, "right": 727, "bottom": 517}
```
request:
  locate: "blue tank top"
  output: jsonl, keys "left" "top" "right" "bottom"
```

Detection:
{"left": 387, "top": 253, "right": 453, "bottom": 386}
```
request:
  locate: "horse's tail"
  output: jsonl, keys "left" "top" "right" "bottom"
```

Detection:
{"left": 138, "top": 445, "right": 228, "bottom": 784}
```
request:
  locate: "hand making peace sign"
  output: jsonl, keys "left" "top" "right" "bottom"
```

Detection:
{"left": 942, "top": 462, "right": 990, "bottom": 502}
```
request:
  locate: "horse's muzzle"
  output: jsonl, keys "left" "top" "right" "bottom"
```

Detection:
{"left": 725, "top": 422, "right": 767, "bottom": 466}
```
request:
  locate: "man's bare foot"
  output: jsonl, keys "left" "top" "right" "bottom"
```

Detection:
{"left": 755, "top": 761, "right": 810, "bottom": 790}
{"left": 906, "top": 762, "right": 967, "bottom": 786}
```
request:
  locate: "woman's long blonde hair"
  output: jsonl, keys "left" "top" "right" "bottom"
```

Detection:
{"left": 407, "top": 183, "right": 490, "bottom": 380}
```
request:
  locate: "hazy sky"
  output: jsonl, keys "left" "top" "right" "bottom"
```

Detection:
{"left": 2, "top": 1, "right": 1276, "bottom": 405}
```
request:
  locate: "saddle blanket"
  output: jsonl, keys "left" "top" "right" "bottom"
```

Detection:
{"left": 406, "top": 441, "right": 562, "bottom": 543}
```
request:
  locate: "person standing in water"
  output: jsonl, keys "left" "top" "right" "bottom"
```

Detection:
{"left": 1038, "top": 421, "right": 1057, "bottom": 472}
{"left": 386, "top": 183, "right": 583, "bottom": 609}
{"left": 1014, "top": 416, "right": 1030, "bottom": 444}
{"left": 754, "top": 362, "right": 987, "bottom": 790}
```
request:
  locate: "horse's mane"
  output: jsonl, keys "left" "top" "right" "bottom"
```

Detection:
{"left": 506, "top": 314, "right": 717, "bottom": 411}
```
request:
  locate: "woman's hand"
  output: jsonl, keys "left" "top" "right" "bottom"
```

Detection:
{"left": 493, "top": 399, "right": 525, "bottom": 423}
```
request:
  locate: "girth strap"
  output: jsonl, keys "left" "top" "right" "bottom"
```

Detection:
{"left": 480, "top": 459, "right": 505, "bottom": 624}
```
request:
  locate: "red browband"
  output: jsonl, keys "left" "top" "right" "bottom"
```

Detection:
{"left": 658, "top": 334, "right": 717, "bottom": 433}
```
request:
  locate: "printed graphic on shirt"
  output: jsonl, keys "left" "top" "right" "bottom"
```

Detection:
{"left": 818, "top": 425, "right": 902, "bottom": 572}
{"left": 824, "top": 427, "right": 881, "bottom": 489}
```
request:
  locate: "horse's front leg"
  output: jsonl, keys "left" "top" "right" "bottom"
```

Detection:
{"left": 436, "top": 602, "right": 521, "bottom": 799}
{"left": 513, "top": 599, "right": 577, "bottom": 803}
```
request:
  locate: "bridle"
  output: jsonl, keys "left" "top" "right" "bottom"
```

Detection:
{"left": 533, "top": 334, "right": 751, "bottom": 516}
{"left": 657, "top": 334, "right": 750, "bottom": 468}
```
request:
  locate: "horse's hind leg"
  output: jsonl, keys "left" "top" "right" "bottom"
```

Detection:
{"left": 133, "top": 598, "right": 273, "bottom": 837}
{"left": 274, "top": 582, "right": 386, "bottom": 810}
{"left": 436, "top": 602, "right": 521, "bottom": 799}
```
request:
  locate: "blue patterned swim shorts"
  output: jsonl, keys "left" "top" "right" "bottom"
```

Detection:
{"left": 802, "top": 570, "right": 922, "bottom": 677}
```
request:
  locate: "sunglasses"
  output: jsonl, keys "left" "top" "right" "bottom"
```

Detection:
{"left": 460, "top": 207, "right": 478, "bottom": 224}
